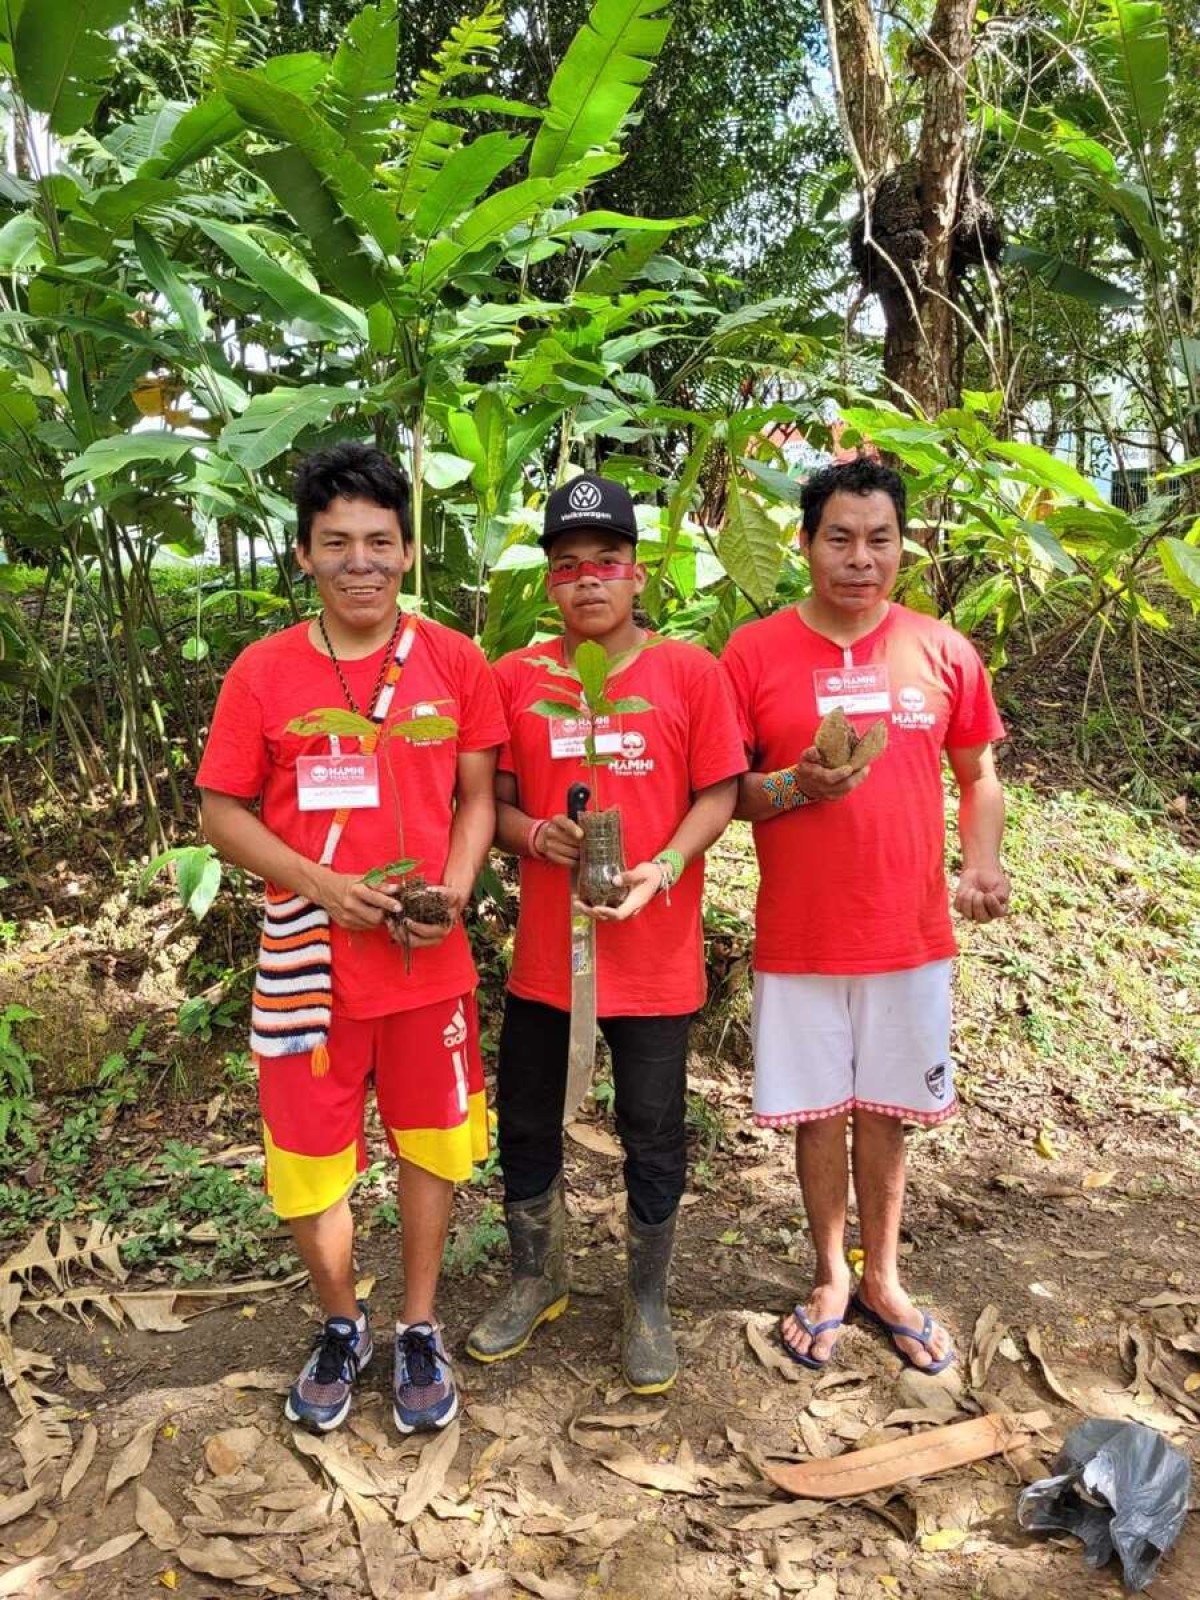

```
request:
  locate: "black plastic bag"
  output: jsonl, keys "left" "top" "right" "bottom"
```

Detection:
{"left": 1017, "top": 1419, "right": 1191, "bottom": 1591}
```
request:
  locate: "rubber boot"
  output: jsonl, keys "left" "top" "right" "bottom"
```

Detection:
{"left": 465, "top": 1178, "right": 569, "bottom": 1362}
{"left": 622, "top": 1203, "right": 679, "bottom": 1395}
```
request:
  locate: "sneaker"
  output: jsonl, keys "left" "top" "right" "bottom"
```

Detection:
{"left": 284, "top": 1304, "right": 373, "bottom": 1433}
{"left": 393, "top": 1321, "right": 458, "bottom": 1434}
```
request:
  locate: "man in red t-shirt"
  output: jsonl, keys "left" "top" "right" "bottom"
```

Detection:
{"left": 722, "top": 458, "right": 1010, "bottom": 1377}
{"left": 198, "top": 442, "right": 506, "bottom": 1436}
{"left": 465, "top": 473, "right": 745, "bottom": 1394}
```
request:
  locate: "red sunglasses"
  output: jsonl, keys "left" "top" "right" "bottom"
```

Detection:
{"left": 547, "top": 560, "right": 638, "bottom": 589}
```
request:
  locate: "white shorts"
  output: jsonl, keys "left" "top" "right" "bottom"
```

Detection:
{"left": 751, "top": 962, "right": 956, "bottom": 1128}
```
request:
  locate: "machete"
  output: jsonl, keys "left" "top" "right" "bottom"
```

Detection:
{"left": 563, "top": 781, "right": 596, "bottom": 1123}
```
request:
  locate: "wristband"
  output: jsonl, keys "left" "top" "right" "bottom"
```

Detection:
{"left": 762, "top": 766, "right": 812, "bottom": 812}
{"left": 653, "top": 848, "right": 685, "bottom": 892}
{"left": 526, "top": 818, "right": 550, "bottom": 858}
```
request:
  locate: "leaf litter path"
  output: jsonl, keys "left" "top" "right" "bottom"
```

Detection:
{"left": 1, "top": 1096, "right": 1198, "bottom": 1600}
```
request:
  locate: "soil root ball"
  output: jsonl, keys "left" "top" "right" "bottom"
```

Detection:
{"left": 386, "top": 877, "right": 454, "bottom": 940}
{"left": 578, "top": 809, "right": 629, "bottom": 909}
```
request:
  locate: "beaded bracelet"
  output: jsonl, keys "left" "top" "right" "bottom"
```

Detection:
{"left": 762, "top": 766, "right": 811, "bottom": 811}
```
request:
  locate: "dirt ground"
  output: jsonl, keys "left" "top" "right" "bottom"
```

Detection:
{"left": 2, "top": 755, "right": 1198, "bottom": 1598}
{"left": 2, "top": 1062, "right": 1198, "bottom": 1600}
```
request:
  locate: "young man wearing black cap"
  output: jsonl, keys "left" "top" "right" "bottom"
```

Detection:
{"left": 466, "top": 472, "right": 745, "bottom": 1392}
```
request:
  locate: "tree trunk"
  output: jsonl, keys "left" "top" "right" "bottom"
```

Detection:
{"left": 826, "top": 0, "right": 977, "bottom": 417}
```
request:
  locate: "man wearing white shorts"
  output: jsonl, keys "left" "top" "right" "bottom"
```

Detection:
{"left": 722, "top": 458, "right": 1010, "bottom": 1375}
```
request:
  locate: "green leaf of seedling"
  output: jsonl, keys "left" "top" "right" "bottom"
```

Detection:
{"left": 529, "top": 698, "right": 583, "bottom": 719}
{"left": 363, "top": 857, "right": 420, "bottom": 886}
{"left": 608, "top": 695, "right": 653, "bottom": 714}
{"left": 528, "top": 655, "right": 581, "bottom": 682}
{"left": 286, "top": 707, "right": 378, "bottom": 739}
{"left": 388, "top": 716, "right": 459, "bottom": 742}
{"left": 574, "top": 639, "right": 611, "bottom": 708}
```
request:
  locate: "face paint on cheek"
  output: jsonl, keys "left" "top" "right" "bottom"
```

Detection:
{"left": 309, "top": 553, "right": 408, "bottom": 578}
{"left": 547, "top": 560, "right": 638, "bottom": 589}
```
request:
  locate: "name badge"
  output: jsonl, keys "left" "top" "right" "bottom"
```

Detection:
{"left": 549, "top": 714, "right": 622, "bottom": 760}
{"left": 296, "top": 753, "right": 380, "bottom": 810}
{"left": 813, "top": 664, "right": 891, "bottom": 715}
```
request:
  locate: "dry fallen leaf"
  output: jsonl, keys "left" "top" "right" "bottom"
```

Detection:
{"left": 60, "top": 1421, "right": 98, "bottom": 1502}
{"left": 221, "top": 1370, "right": 291, "bottom": 1392}
{"left": 745, "top": 1315, "right": 803, "bottom": 1384}
{"left": 0, "top": 1481, "right": 47, "bottom": 1527}
{"left": 1034, "top": 1129, "right": 1058, "bottom": 1160}
{"left": 1026, "top": 1327, "right": 1079, "bottom": 1408}
{"left": 70, "top": 1530, "right": 144, "bottom": 1571}
{"left": 597, "top": 1450, "right": 703, "bottom": 1495}
{"left": 0, "top": 1548, "right": 74, "bottom": 1595}
{"left": 204, "top": 1424, "right": 263, "bottom": 1477}
{"left": 394, "top": 1418, "right": 462, "bottom": 1523}
{"left": 514, "top": 1573, "right": 580, "bottom": 1599}
{"left": 969, "top": 1304, "right": 1006, "bottom": 1391}
{"left": 11, "top": 1513, "right": 58, "bottom": 1560}
{"left": 1081, "top": 1170, "right": 1117, "bottom": 1190}
{"left": 548, "top": 1444, "right": 573, "bottom": 1487}
{"left": 176, "top": 1536, "right": 263, "bottom": 1581}
{"left": 565, "top": 1122, "right": 622, "bottom": 1159}
{"left": 66, "top": 1360, "right": 106, "bottom": 1394}
{"left": 104, "top": 1415, "right": 160, "bottom": 1502}
{"left": 137, "top": 1483, "right": 182, "bottom": 1551}
{"left": 732, "top": 1500, "right": 825, "bottom": 1531}
{"left": 577, "top": 1406, "right": 669, "bottom": 1430}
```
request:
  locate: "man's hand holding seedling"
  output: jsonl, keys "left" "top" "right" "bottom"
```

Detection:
{"left": 316, "top": 868, "right": 400, "bottom": 931}
{"left": 535, "top": 814, "right": 585, "bottom": 868}
{"left": 392, "top": 880, "right": 467, "bottom": 949}
{"left": 574, "top": 858, "right": 662, "bottom": 923}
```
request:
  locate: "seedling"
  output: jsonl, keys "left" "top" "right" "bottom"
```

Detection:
{"left": 527, "top": 640, "right": 654, "bottom": 906}
{"left": 285, "top": 706, "right": 461, "bottom": 941}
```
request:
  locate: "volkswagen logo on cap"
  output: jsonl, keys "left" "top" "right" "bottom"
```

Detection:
{"left": 568, "top": 479, "right": 603, "bottom": 513}
{"left": 541, "top": 470, "right": 638, "bottom": 548}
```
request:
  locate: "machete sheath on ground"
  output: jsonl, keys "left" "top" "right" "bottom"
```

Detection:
{"left": 763, "top": 1410, "right": 1052, "bottom": 1499}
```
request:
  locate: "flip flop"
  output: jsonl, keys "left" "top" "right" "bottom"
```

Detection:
{"left": 851, "top": 1292, "right": 956, "bottom": 1375}
{"left": 779, "top": 1306, "right": 846, "bottom": 1371}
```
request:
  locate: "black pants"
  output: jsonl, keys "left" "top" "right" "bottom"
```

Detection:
{"left": 497, "top": 993, "right": 691, "bottom": 1226}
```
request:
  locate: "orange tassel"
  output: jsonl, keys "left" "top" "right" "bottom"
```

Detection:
{"left": 310, "top": 1041, "right": 331, "bottom": 1077}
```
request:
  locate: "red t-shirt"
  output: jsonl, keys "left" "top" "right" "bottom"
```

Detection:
{"left": 721, "top": 604, "right": 1005, "bottom": 976}
{"left": 196, "top": 618, "right": 507, "bottom": 1019}
{"left": 495, "top": 636, "right": 746, "bottom": 1016}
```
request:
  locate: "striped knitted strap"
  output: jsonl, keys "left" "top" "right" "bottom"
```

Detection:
{"left": 318, "top": 613, "right": 419, "bottom": 869}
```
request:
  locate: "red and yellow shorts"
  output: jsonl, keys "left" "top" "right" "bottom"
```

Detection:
{"left": 257, "top": 993, "right": 489, "bottom": 1219}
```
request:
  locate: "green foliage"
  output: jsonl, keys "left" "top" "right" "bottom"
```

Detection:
{"left": 140, "top": 844, "right": 223, "bottom": 922}
{"left": 443, "top": 1199, "right": 507, "bottom": 1276}
{"left": 530, "top": 0, "right": 672, "bottom": 179}
{"left": 0, "top": 1005, "right": 39, "bottom": 1147}
{"left": 10, "top": 0, "right": 132, "bottom": 135}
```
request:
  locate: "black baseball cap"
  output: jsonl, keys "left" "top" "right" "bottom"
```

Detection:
{"left": 539, "top": 472, "right": 638, "bottom": 550}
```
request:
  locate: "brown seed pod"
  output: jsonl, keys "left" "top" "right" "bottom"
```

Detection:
{"left": 814, "top": 707, "right": 854, "bottom": 769}
{"left": 845, "top": 718, "right": 888, "bottom": 772}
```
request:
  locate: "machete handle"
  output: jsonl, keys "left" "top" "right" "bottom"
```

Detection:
{"left": 567, "top": 782, "right": 590, "bottom": 825}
